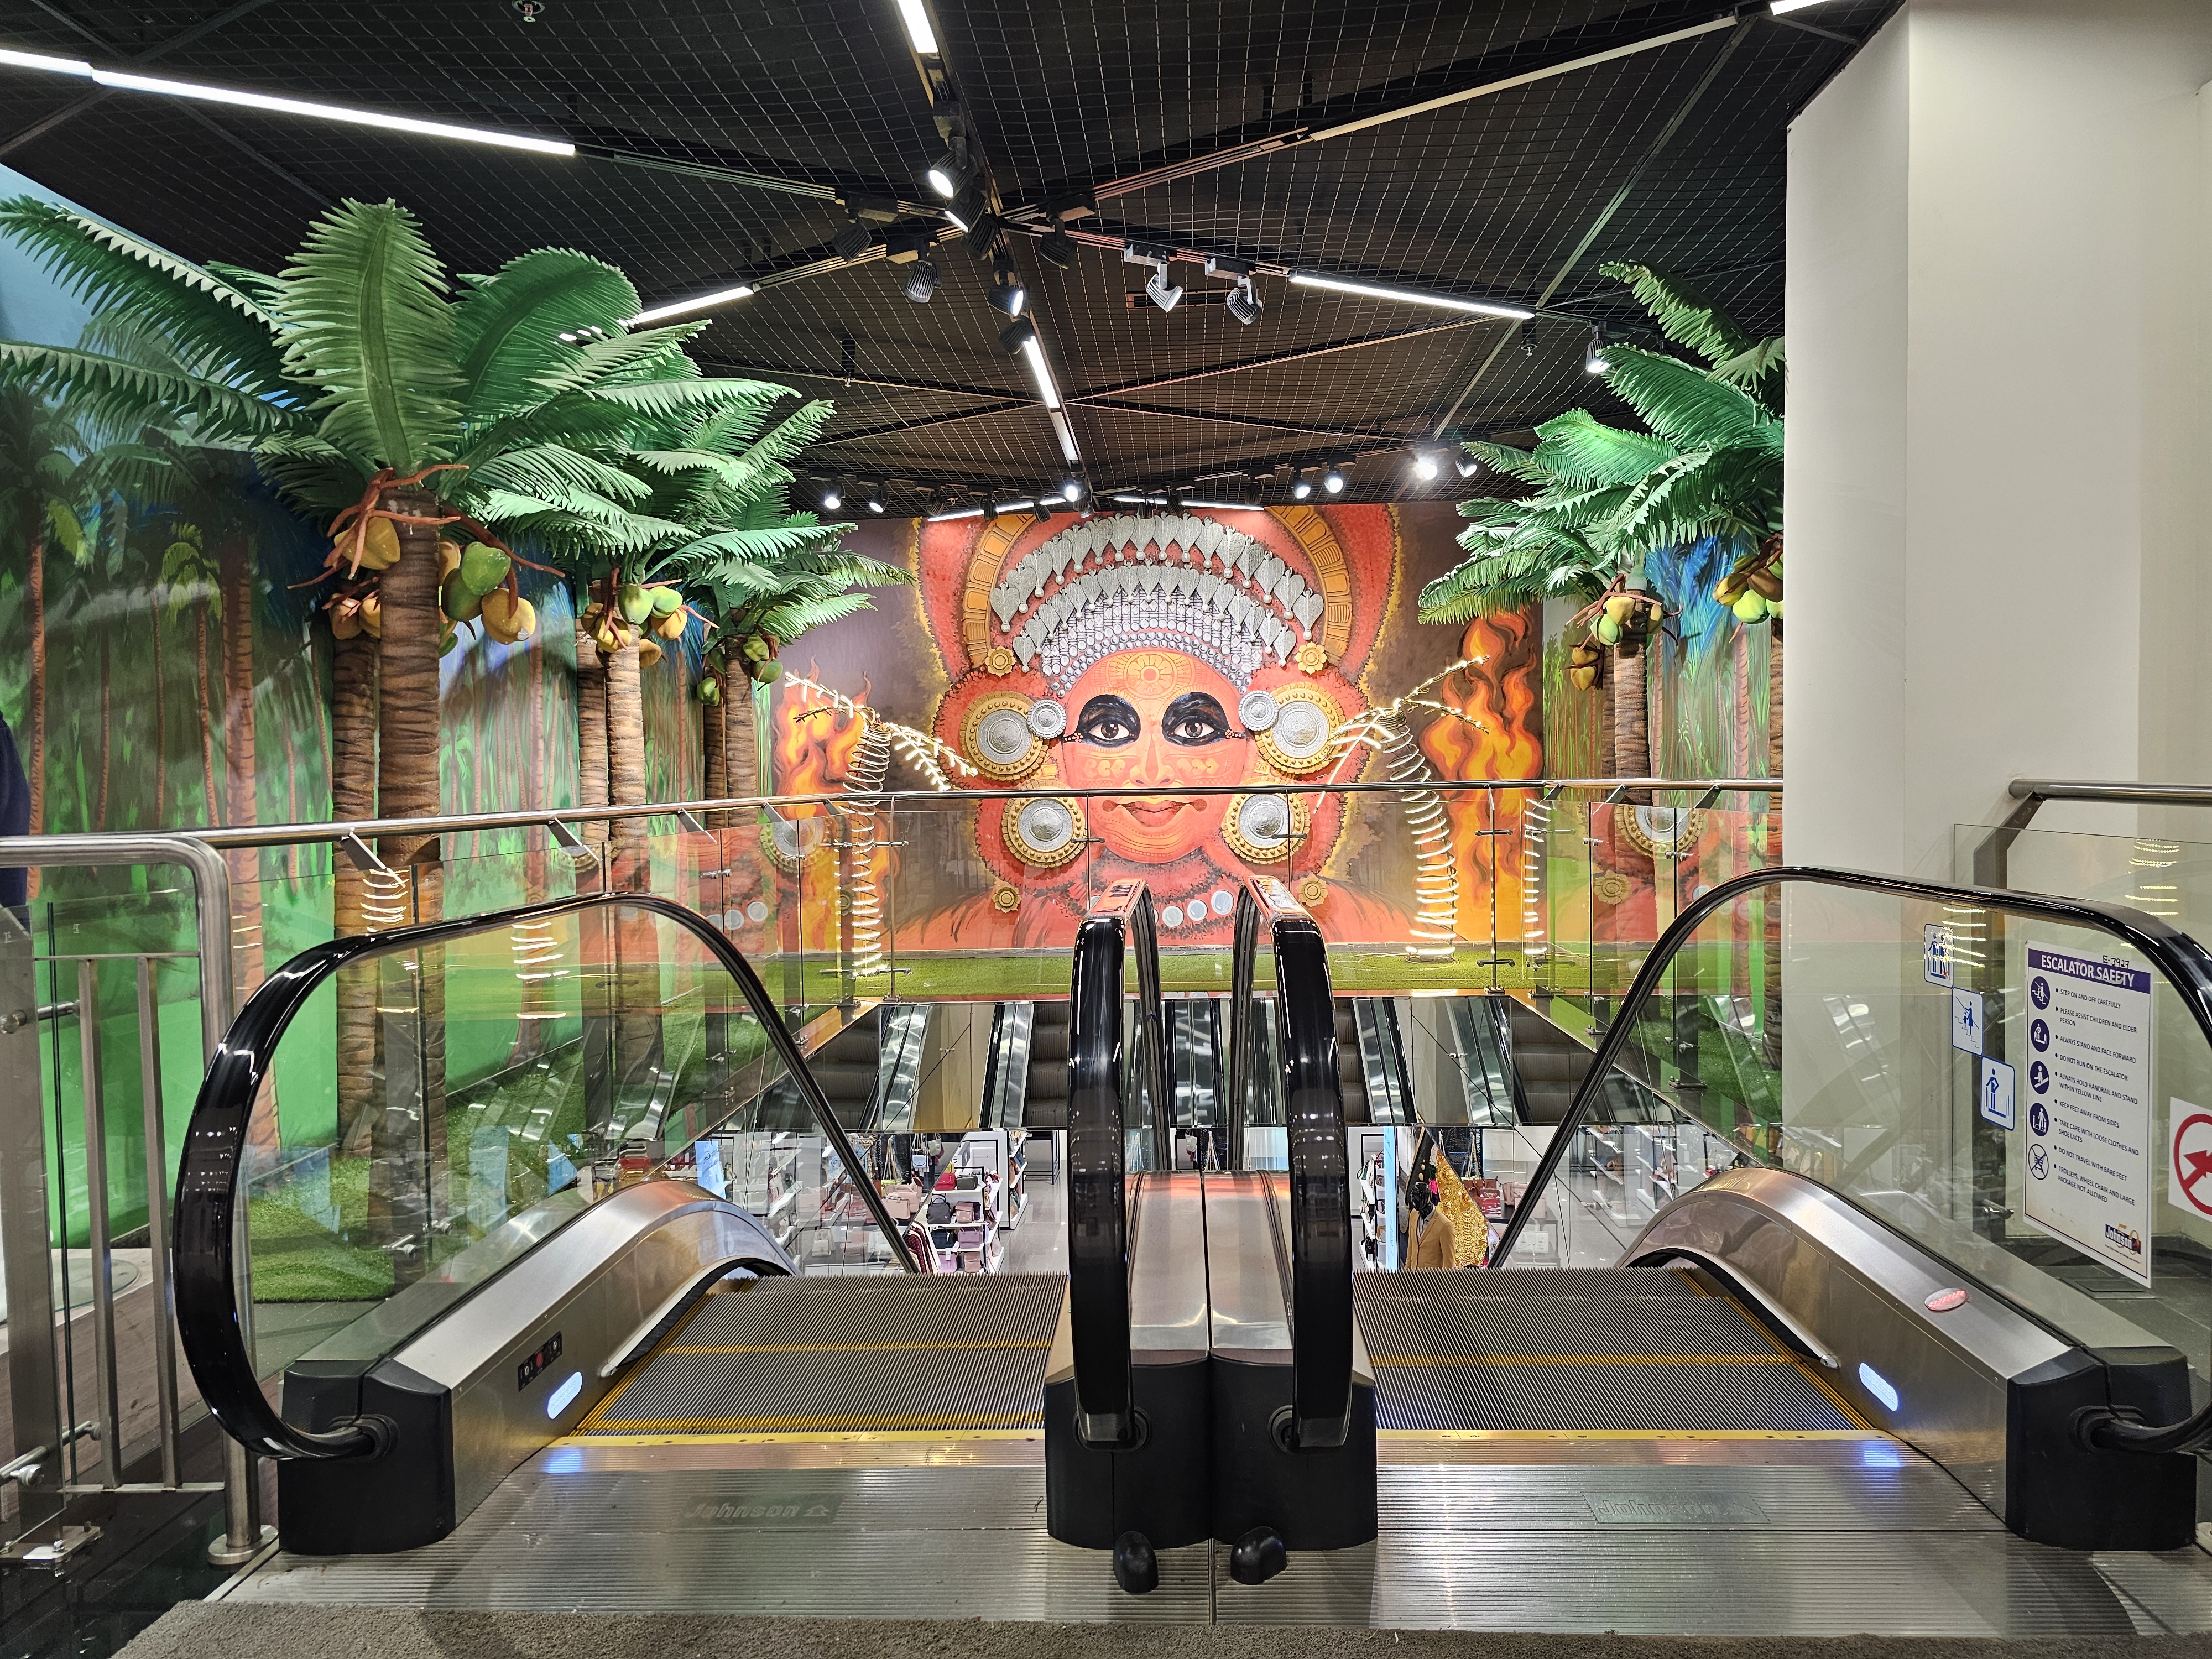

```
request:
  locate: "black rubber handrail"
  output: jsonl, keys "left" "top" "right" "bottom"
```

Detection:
{"left": 1227, "top": 878, "right": 1354, "bottom": 1449}
{"left": 173, "top": 891, "right": 915, "bottom": 1465}
{"left": 1483, "top": 862, "right": 2212, "bottom": 1458}
{"left": 1065, "top": 879, "right": 1169, "bottom": 1447}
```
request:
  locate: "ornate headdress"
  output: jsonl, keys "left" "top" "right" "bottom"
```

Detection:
{"left": 990, "top": 513, "right": 1329, "bottom": 693}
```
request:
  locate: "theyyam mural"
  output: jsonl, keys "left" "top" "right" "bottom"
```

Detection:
{"left": 758, "top": 503, "right": 1547, "bottom": 956}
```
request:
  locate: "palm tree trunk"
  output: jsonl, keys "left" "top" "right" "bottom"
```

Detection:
{"left": 702, "top": 674, "right": 727, "bottom": 823}
{"left": 331, "top": 627, "right": 379, "bottom": 1155}
{"left": 1761, "top": 618, "right": 1784, "bottom": 1068}
{"left": 149, "top": 589, "right": 165, "bottom": 825}
{"left": 192, "top": 599, "right": 218, "bottom": 825}
{"left": 1610, "top": 644, "right": 1650, "bottom": 794}
{"left": 726, "top": 680, "right": 759, "bottom": 801}
{"left": 604, "top": 638, "right": 645, "bottom": 848}
{"left": 576, "top": 620, "right": 609, "bottom": 847}
{"left": 216, "top": 533, "right": 264, "bottom": 999}
{"left": 26, "top": 536, "right": 43, "bottom": 848}
{"left": 368, "top": 487, "right": 446, "bottom": 1280}
{"left": 95, "top": 635, "right": 111, "bottom": 831}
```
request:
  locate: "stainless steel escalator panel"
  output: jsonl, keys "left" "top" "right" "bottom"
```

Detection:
{"left": 1128, "top": 1173, "right": 1209, "bottom": 1361}
{"left": 1204, "top": 1172, "right": 1291, "bottom": 1359}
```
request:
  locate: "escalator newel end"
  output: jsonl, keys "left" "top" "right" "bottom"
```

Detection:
{"left": 1228, "top": 1526, "right": 1286, "bottom": 1586}
{"left": 1112, "top": 1531, "right": 1159, "bottom": 1595}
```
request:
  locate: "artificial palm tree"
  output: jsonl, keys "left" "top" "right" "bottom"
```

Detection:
{"left": 1418, "top": 262, "right": 1784, "bottom": 783}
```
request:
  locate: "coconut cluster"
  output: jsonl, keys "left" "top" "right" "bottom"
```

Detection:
{"left": 324, "top": 525, "right": 538, "bottom": 653}
{"left": 581, "top": 581, "right": 688, "bottom": 668}
{"left": 1713, "top": 559, "right": 1782, "bottom": 624}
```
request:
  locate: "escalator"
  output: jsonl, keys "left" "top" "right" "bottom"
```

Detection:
{"left": 170, "top": 867, "right": 2212, "bottom": 1631}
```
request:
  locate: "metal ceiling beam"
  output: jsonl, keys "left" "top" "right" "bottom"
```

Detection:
{"left": 811, "top": 400, "right": 1035, "bottom": 446}
{"left": 1019, "top": 2, "right": 1752, "bottom": 216}
{"left": 696, "top": 358, "right": 1016, "bottom": 403}
{"left": 1074, "top": 316, "right": 1493, "bottom": 400}
{"left": 0, "top": 0, "right": 281, "bottom": 158}
{"left": 1073, "top": 399, "right": 1416, "bottom": 443}
{"left": 1432, "top": 14, "right": 1760, "bottom": 437}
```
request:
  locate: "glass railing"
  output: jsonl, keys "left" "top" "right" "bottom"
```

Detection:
{"left": 1493, "top": 865, "right": 2212, "bottom": 1430}
{"left": 172, "top": 891, "right": 912, "bottom": 1466}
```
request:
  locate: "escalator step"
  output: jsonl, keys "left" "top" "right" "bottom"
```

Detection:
{"left": 1368, "top": 1357, "right": 1857, "bottom": 1433}
{"left": 580, "top": 1274, "right": 1063, "bottom": 1437}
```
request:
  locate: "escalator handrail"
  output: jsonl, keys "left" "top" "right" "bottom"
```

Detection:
{"left": 173, "top": 890, "right": 915, "bottom": 1467}
{"left": 1066, "top": 878, "right": 1168, "bottom": 1445}
{"left": 1228, "top": 878, "right": 1355, "bottom": 1448}
{"left": 1486, "top": 865, "right": 2212, "bottom": 1454}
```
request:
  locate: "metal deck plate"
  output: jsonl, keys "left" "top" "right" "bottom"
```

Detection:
{"left": 224, "top": 1449, "right": 2212, "bottom": 1634}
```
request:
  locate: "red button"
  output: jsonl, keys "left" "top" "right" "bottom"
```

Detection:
{"left": 1926, "top": 1288, "right": 1968, "bottom": 1312}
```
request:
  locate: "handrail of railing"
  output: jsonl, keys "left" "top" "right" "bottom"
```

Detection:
{"left": 172, "top": 890, "right": 916, "bottom": 1467}
{"left": 0, "top": 834, "right": 263, "bottom": 1562}
{"left": 1483, "top": 862, "right": 2212, "bottom": 1457}
{"left": 1065, "top": 878, "right": 1168, "bottom": 1448}
{"left": 98, "top": 777, "right": 1782, "bottom": 854}
{"left": 2004, "top": 778, "right": 2212, "bottom": 831}
{"left": 1227, "top": 877, "right": 1354, "bottom": 1450}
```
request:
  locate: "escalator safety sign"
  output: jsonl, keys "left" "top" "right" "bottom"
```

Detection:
{"left": 1979, "top": 1058, "right": 2015, "bottom": 1130}
{"left": 2021, "top": 942, "right": 2153, "bottom": 1285}
{"left": 2168, "top": 1104, "right": 2212, "bottom": 1218}
{"left": 1924, "top": 924, "right": 1955, "bottom": 987}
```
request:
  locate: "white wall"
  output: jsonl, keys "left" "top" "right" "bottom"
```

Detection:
{"left": 1787, "top": 1, "right": 2212, "bottom": 877}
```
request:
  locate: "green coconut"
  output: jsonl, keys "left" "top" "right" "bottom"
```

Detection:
{"left": 1732, "top": 592, "right": 1770, "bottom": 624}
{"left": 752, "top": 657, "right": 784, "bottom": 684}
{"left": 650, "top": 585, "right": 683, "bottom": 617}
{"left": 441, "top": 570, "right": 484, "bottom": 623}
{"left": 618, "top": 583, "right": 654, "bottom": 625}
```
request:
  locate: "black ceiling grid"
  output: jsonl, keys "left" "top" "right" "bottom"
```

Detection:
{"left": 0, "top": 0, "right": 1897, "bottom": 513}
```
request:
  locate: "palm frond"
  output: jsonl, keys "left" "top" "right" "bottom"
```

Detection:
{"left": 274, "top": 199, "right": 461, "bottom": 474}
{"left": 453, "top": 247, "right": 641, "bottom": 419}
{"left": 253, "top": 430, "right": 371, "bottom": 518}
{"left": 584, "top": 375, "right": 797, "bottom": 421}
{"left": 1600, "top": 346, "right": 1779, "bottom": 453}
{"left": 1530, "top": 409, "right": 1679, "bottom": 487}
{"left": 1709, "top": 335, "right": 1786, "bottom": 410}
{"left": 1597, "top": 260, "right": 1753, "bottom": 366}
{"left": 0, "top": 341, "right": 302, "bottom": 444}
{"left": 460, "top": 442, "right": 651, "bottom": 508}
{"left": 1610, "top": 447, "right": 1781, "bottom": 552}
{"left": 0, "top": 196, "right": 289, "bottom": 390}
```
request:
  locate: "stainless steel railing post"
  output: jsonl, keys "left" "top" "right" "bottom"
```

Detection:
{"left": 135, "top": 957, "right": 181, "bottom": 1490}
{"left": 74, "top": 962, "right": 122, "bottom": 1491}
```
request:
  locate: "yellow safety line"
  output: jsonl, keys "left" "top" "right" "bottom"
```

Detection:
{"left": 573, "top": 1412, "right": 1045, "bottom": 1434}
{"left": 1368, "top": 1352, "right": 1803, "bottom": 1368}
{"left": 558, "top": 1428, "right": 1042, "bottom": 1447}
{"left": 1378, "top": 1427, "right": 1890, "bottom": 1442}
{"left": 659, "top": 1340, "right": 1052, "bottom": 1354}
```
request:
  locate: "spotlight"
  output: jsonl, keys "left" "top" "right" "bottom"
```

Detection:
{"left": 901, "top": 258, "right": 938, "bottom": 302}
{"left": 1292, "top": 475, "right": 1313, "bottom": 500}
{"left": 1061, "top": 477, "right": 1084, "bottom": 502}
{"left": 924, "top": 147, "right": 972, "bottom": 199}
{"left": 821, "top": 479, "right": 845, "bottom": 511}
{"left": 1224, "top": 276, "right": 1262, "bottom": 326}
{"left": 1040, "top": 222, "right": 1076, "bottom": 269}
{"left": 1322, "top": 463, "right": 1346, "bottom": 495}
{"left": 884, "top": 227, "right": 932, "bottom": 263}
{"left": 1146, "top": 263, "right": 1183, "bottom": 313}
{"left": 1585, "top": 328, "right": 1610, "bottom": 374}
{"left": 832, "top": 219, "right": 873, "bottom": 261}
{"left": 864, "top": 483, "right": 885, "bottom": 514}
{"left": 989, "top": 255, "right": 1026, "bottom": 316}
{"left": 1455, "top": 452, "right": 1480, "bottom": 479}
{"left": 963, "top": 213, "right": 1003, "bottom": 259}
{"left": 1031, "top": 501, "right": 1053, "bottom": 524}
{"left": 1411, "top": 451, "right": 1440, "bottom": 482}
{"left": 944, "top": 181, "right": 989, "bottom": 233}
{"left": 998, "top": 317, "right": 1037, "bottom": 354}
{"left": 1166, "top": 488, "right": 1187, "bottom": 511}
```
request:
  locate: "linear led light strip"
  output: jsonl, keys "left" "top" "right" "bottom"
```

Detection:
{"left": 1287, "top": 271, "right": 1532, "bottom": 320}
{"left": 0, "top": 46, "right": 575, "bottom": 155}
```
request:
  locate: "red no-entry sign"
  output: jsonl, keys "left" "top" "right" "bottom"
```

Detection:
{"left": 2171, "top": 1113, "right": 2212, "bottom": 1217}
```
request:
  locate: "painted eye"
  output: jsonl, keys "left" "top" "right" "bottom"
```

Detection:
{"left": 1162, "top": 693, "right": 1229, "bottom": 746}
{"left": 1075, "top": 695, "right": 1140, "bottom": 746}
